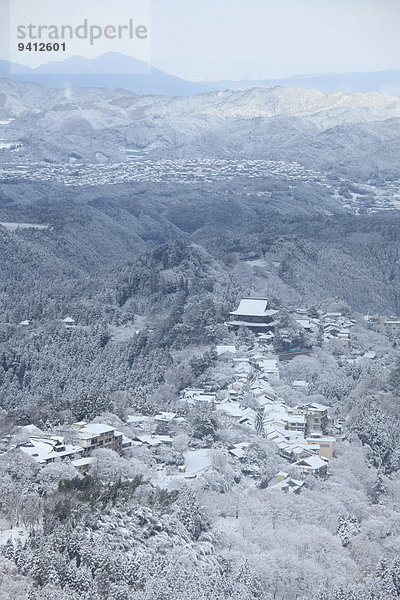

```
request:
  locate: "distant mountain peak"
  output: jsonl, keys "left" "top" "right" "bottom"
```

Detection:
{"left": 0, "top": 54, "right": 400, "bottom": 97}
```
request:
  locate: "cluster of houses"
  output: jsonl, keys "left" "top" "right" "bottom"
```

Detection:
{"left": 364, "top": 314, "right": 400, "bottom": 332}
{"left": 11, "top": 296, "right": 396, "bottom": 493}
{"left": 174, "top": 298, "right": 340, "bottom": 492}
{"left": 0, "top": 158, "right": 326, "bottom": 188}
{"left": 8, "top": 422, "right": 132, "bottom": 474}
{"left": 11, "top": 297, "right": 339, "bottom": 491}
{"left": 293, "top": 307, "right": 360, "bottom": 350}
{"left": 225, "top": 297, "right": 357, "bottom": 353}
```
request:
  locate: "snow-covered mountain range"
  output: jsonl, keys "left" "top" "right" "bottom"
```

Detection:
{"left": 1, "top": 79, "right": 399, "bottom": 176}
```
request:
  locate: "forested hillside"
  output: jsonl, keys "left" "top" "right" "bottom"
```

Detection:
{"left": 2, "top": 82, "right": 400, "bottom": 600}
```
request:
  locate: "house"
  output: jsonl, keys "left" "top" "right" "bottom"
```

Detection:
{"left": 385, "top": 320, "right": 400, "bottom": 331}
{"left": 258, "top": 358, "right": 280, "bottom": 377}
{"left": 232, "top": 357, "right": 251, "bottom": 364}
{"left": 266, "top": 429, "right": 286, "bottom": 444}
{"left": 285, "top": 414, "right": 306, "bottom": 433}
{"left": 263, "top": 404, "right": 289, "bottom": 427}
{"left": 257, "top": 393, "right": 279, "bottom": 408}
{"left": 268, "top": 471, "right": 305, "bottom": 493}
{"left": 216, "top": 345, "right": 236, "bottom": 356}
{"left": 73, "top": 423, "right": 123, "bottom": 455}
{"left": 337, "top": 332, "right": 351, "bottom": 349}
{"left": 117, "top": 432, "right": 133, "bottom": 449}
{"left": 181, "top": 389, "right": 217, "bottom": 405}
{"left": 234, "top": 362, "right": 253, "bottom": 378}
{"left": 257, "top": 332, "right": 274, "bottom": 345}
{"left": 217, "top": 402, "right": 257, "bottom": 428}
{"left": 292, "top": 402, "right": 329, "bottom": 433}
{"left": 295, "top": 454, "right": 328, "bottom": 476}
{"left": 250, "top": 379, "right": 277, "bottom": 401}
{"left": 183, "top": 449, "right": 213, "bottom": 478}
{"left": 18, "top": 320, "right": 30, "bottom": 327}
{"left": 295, "top": 318, "right": 319, "bottom": 333}
{"left": 226, "top": 298, "right": 279, "bottom": 334}
{"left": 63, "top": 316, "right": 76, "bottom": 329}
{"left": 364, "top": 314, "right": 386, "bottom": 327}
{"left": 293, "top": 380, "right": 308, "bottom": 390}
{"left": 133, "top": 434, "right": 173, "bottom": 447}
{"left": 228, "top": 442, "right": 250, "bottom": 459}
{"left": 72, "top": 456, "right": 95, "bottom": 475}
{"left": 279, "top": 443, "right": 315, "bottom": 462}
{"left": 154, "top": 412, "right": 177, "bottom": 423}
{"left": 228, "top": 380, "right": 247, "bottom": 395}
{"left": 127, "top": 415, "right": 152, "bottom": 429}
{"left": 217, "top": 401, "right": 245, "bottom": 421}
{"left": 238, "top": 408, "right": 257, "bottom": 428}
{"left": 306, "top": 434, "right": 336, "bottom": 460}
{"left": 17, "top": 436, "right": 83, "bottom": 465}
{"left": 250, "top": 352, "right": 267, "bottom": 365}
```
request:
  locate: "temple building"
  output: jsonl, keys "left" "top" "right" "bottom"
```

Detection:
{"left": 227, "top": 297, "right": 279, "bottom": 334}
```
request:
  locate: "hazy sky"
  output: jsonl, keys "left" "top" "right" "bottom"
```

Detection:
{"left": 1, "top": 0, "right": 400, "bottom": 80}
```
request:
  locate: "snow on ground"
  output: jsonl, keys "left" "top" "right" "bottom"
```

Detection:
{"left": 0, "top": 526, "right": 28, "bottom": 546}
{"left": 0, "top": 222, "right": 49, "bottom": 231}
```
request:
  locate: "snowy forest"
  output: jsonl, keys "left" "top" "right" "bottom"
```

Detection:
{"left": 1, "top": 79, "right": 400, "bottom": 600}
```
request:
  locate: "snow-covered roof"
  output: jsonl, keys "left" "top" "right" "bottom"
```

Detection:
{"left": 259, "top": 359, "right": 279, "bottom": 372}
{"left": 230, "top": 298, "right": 278, "bottom": 317}
{"left": 19, "top": 437, "right": 83, "bottom": 464}
{"left": 63, "top": 317, "right": 75, "bottom": 323}
{"left": 286, "top": 415, "right": 306, "bottom": 424}
{"left": 296, "top": 455, "right": 328, "bottom": 469}
{"left": 185, "top": 393, "right": 216, "bottom": 404}
{"left": 287, "top": 445, "right": 313, "bottom": 455}
{"left": 269, "top": 477, "right": 305, "bottom": 492}
{"left": 258, "top": 332, "right": 274, "bottom": 339}
{"left": 216, "top": 345, "right": 236, "bottom": 355}
{"left": 183, "top": 449, "right": 213, "bottom": 478}
{"left": 182, "top": 389, "right": 216, "bottom": 402}
{"left": 217, "top": 402, "right": 246, "bottom": 419}
{"left": 154, "top": 412, "right": 177, "bottom": 422}
{"left": 72, "top": 457, "right": 95, "bottom": 468}
{"left": 135, "top": 435, "right": 173, "bottom": 446}
{"left": 76, "top": 424, "right": 115, "bottom": 439}
{"left": 15, "top": 424, "right": 44, "bottom": 438}
{"left": 296, "top": 319, "right": 313, "bottom": 328}
{"left": 229, "top": 443, "right": 250, "bottom": 459}
{"left": 295, "top": 402, "right": 328, "bottom": 412}
{"left": 234, "top": 362, "right": 253, "bottom": 373}
{"left": 231, "top": 298, "right": 269, "bottom": 316}
{"left": 306, "top": 435, "right": 336, "bottom": 443}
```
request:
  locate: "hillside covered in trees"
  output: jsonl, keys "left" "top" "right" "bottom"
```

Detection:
{"left": 1, "top": 167, "right": 400, "bottom": 600}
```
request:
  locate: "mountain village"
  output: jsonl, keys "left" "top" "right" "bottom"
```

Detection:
{"left": 3, "top": 296, "right": 397, "bottom": 497}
